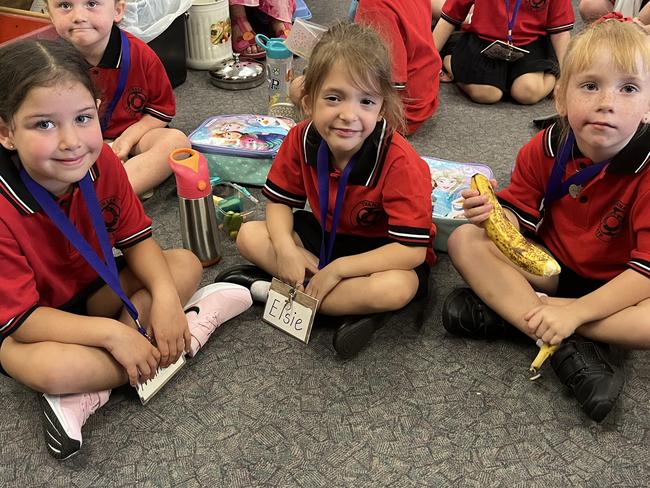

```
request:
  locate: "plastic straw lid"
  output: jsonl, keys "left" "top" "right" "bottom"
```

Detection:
{"left": 255, "top": 34, "right": 291, "bottom": 59}
{"left": 168, "top": 148, "right": 211, "bottom": 199}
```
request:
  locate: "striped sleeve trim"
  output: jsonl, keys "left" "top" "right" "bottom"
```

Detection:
{"left": 440, "top": 11, "right": 463, "bottom": 26}
{"left": 547, "top": 23, "right": 574, "bottom": 34}
{"left": 0, "top": 305, "right": 38, "bottom": 341}
{"left": 388, "top": 225, "right": 431, "bottom": 246}
{"left": 628, "top": 259, "right": 650, "bottom": 277}
{"left": 143, "top": 106, "right": 174, "bottom": 123}
{"left": 499, "top": 200, "right": 541, "bottom": 233}
{"left": 115, "top": 226, "right": 152, "bottom": 249}
{"left": 262, "top": 181, "right": 306, "bottom": 208}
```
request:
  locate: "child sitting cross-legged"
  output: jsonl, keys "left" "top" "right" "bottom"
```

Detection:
{"left": 46, "top": 0, "right": 190, "bottom": 198}
{"left": 217, "top": 23, "right": 436, "bottom": 358}
{"left": 0, "top": 40, "right": 252, "bottom": 460}
{"left": 442, "top": 18, "right": 650, "bottom": 422}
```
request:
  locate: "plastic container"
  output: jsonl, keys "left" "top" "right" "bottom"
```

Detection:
{"left": 423, "top": 157, "right": 494, "bottom": 252}
{"left": 212, "top": 182, "right": 263, "bottom": 238}
{"left": 285, "top": 18, "right": 326, "bottom": 60}
{"left": 0, "top": 10, "right": 58, "bottom": 48}
{"left": 294, "top": 0, "right": 312, "bottom": 20}
{"left": 188, "top": 114, "right": 296, "bottom": 186}
{"left": 256, "top": 34, "right": 293, "bottom": 110}
{"left": 185, "top": 0, "right": 232, "bottom": 70}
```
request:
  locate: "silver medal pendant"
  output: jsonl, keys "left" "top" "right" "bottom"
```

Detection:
{"left": 569, "top": 184, "right": 582, "bottom": 198}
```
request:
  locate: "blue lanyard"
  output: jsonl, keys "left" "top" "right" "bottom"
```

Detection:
{"left": 541, "top": 131, "right": 610, "bottom": 211}
{"left": 316, "top": 141, "right": 358, "bottom": 269}
{"left": 504, "top": 0, "right": 522, "bottom": 45}
{"left": 100, "top": 29, "right": 131, "bottom": 133}
{"left": 19, "top": 169, "right": 148, "bottom": 338}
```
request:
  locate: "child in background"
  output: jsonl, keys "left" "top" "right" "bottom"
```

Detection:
{"left": 290, "top": 0, "right": 441, "bottom": 135}
{"left": 433, "top": 0, "right": 573, "bottom": 104}
{"left": 0, "top": 40, "right": 252, "bottom": 459}
{"left": 442, "top": 18, "right": 650, "bottom": 421}
{"left": 47, "top": 0, "right": 189, "bottom": 197}
{"left": 578, "top": 0, "right": 648, "bottom": 23}
{"left": 354, "top": 0, "right": 442, "bottom": 134}
{"left": 218, "top": 23, "right": 436, "bottom": 358}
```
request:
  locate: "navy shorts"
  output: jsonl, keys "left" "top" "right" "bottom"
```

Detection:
{"left": 553, "top": 257, "right": 607, "bottom": 299}
{"left": 0, "top": 256, "right": 127, "bottom": 377}
{"left": 451, "top": 32, "right": 558, "bottom": 92}
{"left": 292, "top": 210, "right": 430, "bottom": 300}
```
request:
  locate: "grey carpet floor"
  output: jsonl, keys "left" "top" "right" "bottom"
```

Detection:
{"left": 2, "top": 1, "right": 649, "bottom": 486}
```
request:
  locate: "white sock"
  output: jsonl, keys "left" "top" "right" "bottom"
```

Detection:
{"left": 250, "top": 280, "right": 271, "bottom": 302}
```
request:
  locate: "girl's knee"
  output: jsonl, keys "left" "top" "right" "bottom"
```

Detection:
{"left": 511, "top": 74, "right": 552, "bottom": 105}
{"left": 463, "top": 84, "right": 503, "bottom": 104}
{"left": 447, "top": 224, "right": 481, "bottom": 258}
{"left": 164, "top": 248, "right": 202, "bottom": 285}
{"left": 235, "top": 221, "right": 268, "bottom": 258}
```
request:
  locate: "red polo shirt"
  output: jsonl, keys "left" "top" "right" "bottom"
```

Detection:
{"left": 355, "top": 0, "right": 441, "bottom": 134}
{"left": 441, "top": 0, "right": 574, "bottom": 46}
{"left": 498, "top": 123, "right": 650, "bottom": 281}
{"left": 90, "top": 25, "right": 176, "bottom": 139}
{"left": 0, "top": 144, "right": 152, "bottom": 340}
{"left": 262, "top": 119, "right": 437, "bottom": 266}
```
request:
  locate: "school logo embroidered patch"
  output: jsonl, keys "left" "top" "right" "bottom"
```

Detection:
{"left": 353, "top": 200, "right": 386, "bottom": 227}
{"left": 100, "top": 197, "right": 121, "bottom": 233}
{"left": 527, "top": 0, "right": 547, "bottom": 9}
{"left": 125, "top": 87, "right": 147, "bottom": 116}
{"left": 595, "top": 200, "right": 628, "bottom": 242}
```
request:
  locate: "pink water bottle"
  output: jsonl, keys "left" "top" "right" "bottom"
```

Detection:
{"left": 168, "top": 148, "right": 221, "bottom": 267}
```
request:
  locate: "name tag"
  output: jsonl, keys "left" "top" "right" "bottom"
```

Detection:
{"left": 263, "top": 278, "right": 318, "bottom": 343}
{"left": 480, "top": 40, "right": 529, "bottom": 62}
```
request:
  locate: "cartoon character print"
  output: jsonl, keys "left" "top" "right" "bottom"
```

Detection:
{"left": 431, "top": 169, "right": 464, "bottom": 218}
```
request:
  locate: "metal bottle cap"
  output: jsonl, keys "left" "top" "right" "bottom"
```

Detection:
{"left": 208, "top": 53, "right": 265, "bottom": 90}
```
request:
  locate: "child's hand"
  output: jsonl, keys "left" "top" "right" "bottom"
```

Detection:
{"left": 110, "top": 135, "right": 133, "bottom": 162}
{"left": 276, "top": 246, "right": 316, "bottom": 289}
{"left": 304, "top": 261, "right": 343, "bottom": 303}
{"left": 524, "top": 304, "right": 580, "bottom": 345}
{"left": 106, "top": 324, "right": 161, "bottom": 386}
{"left": 150, "top": 298, "right": 191, "bottom": 368}
{"left": 460, "top": 178, "right": 498, "bottom": 225}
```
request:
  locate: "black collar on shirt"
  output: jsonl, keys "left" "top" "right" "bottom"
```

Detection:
{"left": 302, "top": 119, "right": 393, "bottom": 188}
{"left": 0, "top": 147, "right": 100, "bottom": 215}
{"left": 96, "top": 24, "right": 123, "bottom": 69}
{"left": 543, "top": 122, "right": 650, "bottom": 174}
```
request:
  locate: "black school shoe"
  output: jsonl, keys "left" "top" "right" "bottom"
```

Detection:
{"left": 442, "top": 288, "right": 519, "bottom": 340}
{"left": 551, "top": 335, "right": 625, "bottom": 422}
{"left": 214, "top": 264, "right": 272, "bottom": 289}
{"left": 332, "top": 313, "right": 391, "bottom": 359}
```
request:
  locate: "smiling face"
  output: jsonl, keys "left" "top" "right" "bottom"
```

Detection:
{"left": 0, "top": 81, "right": 103, "bottom": 196}
{"left": 48, "top": 0, "right": 125, "bottom": 63}
{"left": 556, "top": 51, "right": 650, "bottom": 162}
{"left": 305, "top": 62, "right": 384, "bottom": 169}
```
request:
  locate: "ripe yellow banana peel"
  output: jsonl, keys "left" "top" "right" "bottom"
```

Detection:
{"left": 470, "top": 173, "right": 561, "bottom": 277}
{"left": 529, "top": 340, "right": 560, "bottom": 380}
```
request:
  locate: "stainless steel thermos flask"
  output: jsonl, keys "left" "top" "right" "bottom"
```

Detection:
{"left": 168, "top": 148, "right": 222, "bottom": 267}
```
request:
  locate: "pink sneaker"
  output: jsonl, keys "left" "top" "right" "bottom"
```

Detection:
{"left": 40, "top": 389, "right": 110, "bottom": 460}
{"left": 185, "top": 283, "right": 252, "bottom": 357}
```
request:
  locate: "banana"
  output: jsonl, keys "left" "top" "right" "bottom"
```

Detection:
{"left": 470, "top": 173, "right": 561, "bottom": 277}
{"left": 529, "top": 340, "right": 560, "bottom": 380}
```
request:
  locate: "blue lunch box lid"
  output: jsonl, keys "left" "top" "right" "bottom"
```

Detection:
{"left": 188, "top": 115, "right": 296, "bottom": 159}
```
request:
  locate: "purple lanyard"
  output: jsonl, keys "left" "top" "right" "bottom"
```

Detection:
{"left": 541, "top": 131, "right": 610, "bottom": 211}
{"left": 100, "top": 30, "right": 131, "bottom": 133}
{"left": 19, "top": 169, "right": 148, "bottom": 338}
{"left": 316, "top": 141, "right": 358, "bottom": 269}
{"left": 504, "top": 0, "right": 522, "bottom": 45}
